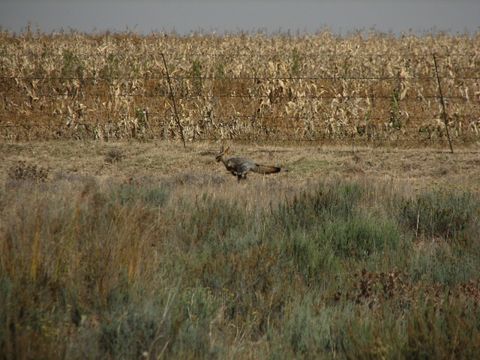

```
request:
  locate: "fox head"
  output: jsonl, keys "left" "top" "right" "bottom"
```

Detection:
{"left": 215, "top": 145, "right": 230, "bottom": 162}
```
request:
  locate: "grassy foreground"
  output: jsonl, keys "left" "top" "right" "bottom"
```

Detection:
{"left": 1, "top": 163, "right": 479, "bottom": 359}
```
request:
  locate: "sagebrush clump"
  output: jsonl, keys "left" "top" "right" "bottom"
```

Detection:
{"left": 1, "top": 177, "right": 479, "bottom": 358}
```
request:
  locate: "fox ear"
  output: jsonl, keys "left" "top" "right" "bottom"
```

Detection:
{"left": 224, "top": 146, "right": 230, "bottom": 153}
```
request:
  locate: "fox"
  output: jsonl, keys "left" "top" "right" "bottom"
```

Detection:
{"left": 215, "top": 146, "right": 286, "bottom": 181}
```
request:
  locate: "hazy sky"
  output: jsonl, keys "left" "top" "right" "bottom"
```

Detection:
{"left": 1, "top": 0, "right": 479, "bottom": 35}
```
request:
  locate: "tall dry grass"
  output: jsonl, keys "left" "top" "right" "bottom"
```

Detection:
{"left": 1, "top": 30, "right": 479, "bottom": 142}
{"left": 1, "top": 170, "right": 479, "bottom": 358}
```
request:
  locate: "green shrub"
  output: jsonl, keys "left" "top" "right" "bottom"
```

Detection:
{"left": 283, "top": 300, "right": 341, "bottom": 358}
{"left": 175, "top": 195, "right": 248, "bottom": 249}
{"left": 409, "top": 245, "right": 479, "bottom": 285}
{"left": 400, "top": 191, "right": 478, "bottom": 241}
{"left": 275, "top": 182, "right": 363, "bottom": 230}
{"left": 324, "top": 215, "right": 401, "bottom": 259}
{"left": 404, "top": 299, "right": 480, "bottom": 359}
{"left": 285, "top": 229, "right": 339, "bottom": 282}
{"left": 113, "top": 183, "right": 169, "bottom": 207}
{"left": 96, "top": 286, "right": 221, "bottom": 359}
{"left": 99, "top": 305, "right": 161, "bottom": 358}
{"left": 169, "top": 287, "right": 221, "bottom": 358}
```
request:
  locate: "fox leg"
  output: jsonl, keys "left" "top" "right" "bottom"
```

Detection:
{"left": 237, "top": 173, "right": 247, "bottom": 182}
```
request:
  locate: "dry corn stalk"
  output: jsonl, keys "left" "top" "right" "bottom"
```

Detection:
{"left": 0, "top": 31, "right": 479, "bottom": 142}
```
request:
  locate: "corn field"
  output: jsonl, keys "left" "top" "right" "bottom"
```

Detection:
{"left": 1, "top": 30, "right": 479, "bottom": 142}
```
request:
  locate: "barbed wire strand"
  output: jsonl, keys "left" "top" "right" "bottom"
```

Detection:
{"left": 1, "top": 74, "right": 479, "bottom": 81}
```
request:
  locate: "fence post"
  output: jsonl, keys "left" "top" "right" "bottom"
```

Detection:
{"left": 432, "top": 54, "right": 454, "bottom": 154}
{"left": 161, "top": 53, "right": 186, "bottom": 148}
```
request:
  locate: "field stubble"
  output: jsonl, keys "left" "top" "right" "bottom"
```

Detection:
{"left": 1, "top": 141, "right": 479, "bottom": 193}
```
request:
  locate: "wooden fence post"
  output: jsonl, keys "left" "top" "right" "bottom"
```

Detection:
{"left": 432, "top": 53, "right": 454, "bottom": 154}
{"left": 161, "top": 53, "right": 186, "bottom": 148}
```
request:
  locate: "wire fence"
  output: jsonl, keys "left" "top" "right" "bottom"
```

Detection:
{"left": 1, "top": 74, "right": 479, "bottom": 81}
{"left": 1, "top": 53, "right": 479, "bottom": 143}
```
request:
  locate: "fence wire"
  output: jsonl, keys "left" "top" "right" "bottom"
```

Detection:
{"left": 1, "top": 74, "right": 479, "bottom": 81}
{"left": 1, "top": 52, "right": 479, "bottom": 140}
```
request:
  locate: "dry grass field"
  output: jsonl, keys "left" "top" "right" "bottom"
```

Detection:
{"left": 0, "top": 141, "right": 479, "bottom": 193}
{"left": 1, "top": 30, "right": 480, "bottom": 359}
